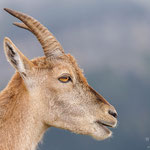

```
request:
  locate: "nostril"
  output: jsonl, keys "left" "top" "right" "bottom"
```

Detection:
{"left": 108, "top": 110, "right": 117, "bottom": 118}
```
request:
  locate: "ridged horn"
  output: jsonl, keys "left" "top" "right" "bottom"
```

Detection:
{"left": 4, "top": 8, "right": 64, "bottom": 58}
{"left": 13, "top": 22, "right": 31, "bottom": 31}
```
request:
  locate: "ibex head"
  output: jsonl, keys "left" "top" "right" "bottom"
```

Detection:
{"left": 4, "top": 8, "right": 117, "bottom": 140}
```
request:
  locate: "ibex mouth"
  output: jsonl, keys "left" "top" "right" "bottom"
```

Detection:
{"left": 96, "top": 120, "right": 115, "bottom": 128}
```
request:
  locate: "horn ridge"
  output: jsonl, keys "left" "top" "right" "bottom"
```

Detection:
{"left": 4, "top": 8, "right": 64, "bottom": 57}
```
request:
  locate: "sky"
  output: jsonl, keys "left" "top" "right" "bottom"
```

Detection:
{"left": 0, "top": 0, "right": 150, "bottom": 150}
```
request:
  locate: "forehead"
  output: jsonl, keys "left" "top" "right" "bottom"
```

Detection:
{"left": 51, "top": 54, "right": 83, "bottom": 78}
{"left": 64, "top": 54, "right": 88, "bottom": 85}
{"left": 31, "top": 55, "right": 88, "bottom": 84}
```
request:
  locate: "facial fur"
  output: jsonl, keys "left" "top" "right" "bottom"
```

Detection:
{"left": 25, "top": 54, "right": 117, "bottom": 140}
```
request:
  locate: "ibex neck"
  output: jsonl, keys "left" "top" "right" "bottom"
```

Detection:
{"left": 0, "top": 73, "right": 47, "bottom": 150}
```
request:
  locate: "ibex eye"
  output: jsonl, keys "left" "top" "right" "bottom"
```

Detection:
{"left": 58, "top": 76, "right": 71, "bottom": 83}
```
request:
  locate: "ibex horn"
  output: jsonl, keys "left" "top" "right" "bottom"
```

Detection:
{"left": 4, "top": 8, "right": 65, "bottom": 58}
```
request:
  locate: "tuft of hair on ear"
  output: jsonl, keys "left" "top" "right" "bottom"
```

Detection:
{"left": 3, "top": 37, "right": 34, "bottom": 78}
{"left": 4, "top": 38, "right": 18, "bottom": 66}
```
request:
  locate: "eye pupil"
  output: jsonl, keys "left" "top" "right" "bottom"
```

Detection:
{"left": 61, "top": 77, "right": 68, "bottom": 81}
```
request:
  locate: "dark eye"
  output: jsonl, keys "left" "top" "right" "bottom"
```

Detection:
{"left": 58, "top": 76, "right": 72, "bottom": 83}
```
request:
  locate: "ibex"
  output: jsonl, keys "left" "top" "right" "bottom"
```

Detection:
{"left": 0, "top": 8, "right": 118, "bottom": 150}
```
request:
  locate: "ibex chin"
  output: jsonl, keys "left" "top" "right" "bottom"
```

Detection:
{"left": 0, "top": 8, "right": 118, "bottom": 150}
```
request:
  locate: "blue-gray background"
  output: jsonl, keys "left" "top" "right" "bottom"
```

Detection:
{"left": 0, "top": 0, "right": 150, "bottom": 150}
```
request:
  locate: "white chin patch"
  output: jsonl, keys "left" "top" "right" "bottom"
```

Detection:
{"left": 91, "top": 123, "right": 112, "bottom": 140}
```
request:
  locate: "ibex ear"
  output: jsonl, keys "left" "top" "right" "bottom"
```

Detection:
{"left": 3, "top": 37, "right": 34, "bottom": 77}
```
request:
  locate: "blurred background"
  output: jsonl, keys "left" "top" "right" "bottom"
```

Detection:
{"left": 0, "top": 0, "right": 150, "bottom": 150}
